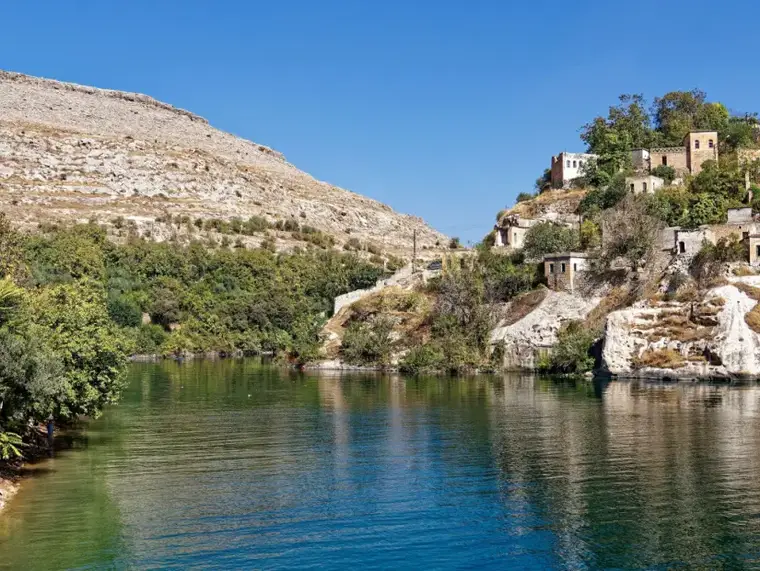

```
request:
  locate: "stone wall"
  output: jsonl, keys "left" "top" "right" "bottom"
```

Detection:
{"left": 685, "top": 131, "right": 718, "bottom": 175}
{"left": 333, "top": 266, "right": 413, "bottom": 314}
{"left": 648, "top": 147, "right": 688, "bottom": 173}
{"left": 675, "top": 228, "right": 712, "bottom": 256}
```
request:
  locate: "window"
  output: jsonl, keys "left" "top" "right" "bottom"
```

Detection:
{"left": 756, "top": 245, "right": 760, "bottom": 258}
{"left": 572, "top": 160, "right": 577, "bottom": 168}
{"left": 579, "top": 161, "right": 583, "bottom": 167}
{"left": 630, "top": 183, "right": 635, "bottom": 192}
{"left": 566, "top": 160, "right": 571, "bottom": 168}
{"left": 662, "top": 156, "right": 668, "bottom": 166}
{"left": 549, "top": 263, "right": 554, "bottom": 274}
{"left": 679, "top": 241, "right": 686, "bottom": 254}
{"left": 561, "top": 263, "right": 566, "bottom": 273}
{"left": 695, "top": 140, "right": 700, "bottom": 149}
{"left": 573, "top": 263, "right": 577, "bottom": 272}
{"left": 642, "top": 182, "right": 647, "bottom": 192}
{"left": 709, "top": 139, "right": 714, "bottom": 148}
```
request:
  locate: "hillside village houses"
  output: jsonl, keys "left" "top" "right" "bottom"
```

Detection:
{"left": 495, "top": 130, "right": 760, "bottom": 293}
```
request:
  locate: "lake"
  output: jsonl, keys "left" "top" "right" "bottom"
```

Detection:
{"left": 2, "top": 361, "right": 760, "bottom": 569}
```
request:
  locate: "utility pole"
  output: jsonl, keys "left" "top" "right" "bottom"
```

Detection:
{"left": 412, "top": 229, "right": 417, "bottom": 273}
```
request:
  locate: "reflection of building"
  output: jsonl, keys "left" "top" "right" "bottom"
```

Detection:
{"left": 550, "top": 152, "right": 597, "bottom": 188}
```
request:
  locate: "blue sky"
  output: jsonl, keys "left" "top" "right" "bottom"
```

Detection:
{"left": 3, "top": 0, "right": 759, "bottom": 243}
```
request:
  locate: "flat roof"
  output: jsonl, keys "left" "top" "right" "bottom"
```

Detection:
{"left": 543, "top": 252, "right": 593, "bottom": 260}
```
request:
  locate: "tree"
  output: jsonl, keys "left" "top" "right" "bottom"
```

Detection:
{"left": 651, "top": 164, "right": 676, "bottom": 185}
{"left": 449, "top": 237, "right": 461, "bottom": 249}
{"left": 29, "top": 282, "right": 131, "bottom": 419}
{"left": 652, "top": 90, "right": 728, "bottom": 145}
{"left": 599, "top": 195, "right": 664, "bottom": 272}
{"left": 581, "top": 94, "right": 652, "bottom": 182}
{"left": 535, "top": 168, "right": 552, "bottom": 192}
{"left": 516, "top": 192, "right": 533, "bottom": 203}
{"left": 578, "top": 173, "right": 629, "bottom": 215}
{"left": 522, "top": 222, "right": 580, "bottom": 260}
{"left": 689, "top": 160, "right": 744, "bottom": 201}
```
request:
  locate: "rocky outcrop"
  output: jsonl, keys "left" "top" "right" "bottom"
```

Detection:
{"left": 0, "top": 71, "right": 446, "bottom": 254}
{"left": 490, "top": 289, "right": 600, "bottom": 370}
{"left": 602, "top": 278, "right": 760, "bottom": 379}
{"left": 500, "top": 189, "right": 586, "bottom": 227}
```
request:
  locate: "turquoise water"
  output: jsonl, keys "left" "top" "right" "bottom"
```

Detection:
{"left": 3, "top": 361, "right": 760, "bottom": 569}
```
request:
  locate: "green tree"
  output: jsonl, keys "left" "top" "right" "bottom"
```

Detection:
{"left": 652, "top": 90, "right": 728, "bottom": 145}
{"left": 599, "top": 195, "right": 664, "bottom": 272}
{"left": 651, "top": 164, "right": 676, "bottom": 185}
{"left": 523, "top": 222, "right": 580, "bottom": 259}
{"left": 29, "top": 282, "right": 131, "bottom": 419}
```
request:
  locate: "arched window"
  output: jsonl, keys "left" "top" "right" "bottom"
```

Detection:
{"left": 695, "top": 140, "right": 700, "bottom": 149}
{"left": 708, "top": 139, "right": 714, "bottom": 148}
{"left": 566, "top": 160, "right": 571, "bottom": 167}
{"left": 573, "top": 160, "right": 577, "bottom": 168}
{"left": 662, "top": 156, "right": 668, "bottom": 166}
{"left": 642, "top": 182, "right": 648, "bottom": 192}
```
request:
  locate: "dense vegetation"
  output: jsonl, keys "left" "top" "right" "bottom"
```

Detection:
{"left": 339, "top": 247, "right": 539, "bottom": 374}
{"left": 0, "top": 216, "right": 387, "bottom": 458}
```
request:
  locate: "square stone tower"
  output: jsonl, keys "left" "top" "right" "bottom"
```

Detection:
{"left": 684, "top": 130, "right": 718, "bottom": 175}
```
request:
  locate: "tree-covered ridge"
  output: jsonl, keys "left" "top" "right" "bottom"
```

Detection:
{"left": 579, "top": 89, "right": 758, "bottom": 186}
{"left": 0, "top": 215, "right": 389, "bottom": 457}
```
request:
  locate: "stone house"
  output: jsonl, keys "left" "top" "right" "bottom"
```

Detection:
{"left": 494, "top": 215, "right": 537, "bottom": 249}
{"left": 631, "top": 130, "right": 718, "bottom": 177}
{"left": 550, "top": 152, "right": 597, "bottom": 188}
{"left": 625, "top": 174, "right": 664, "bottom": 194}
{"left": 750, "top": 235, "right": 760, "bottom": 266}
{"left": 674, "top": 228, "right": 714, "bottom": 256}
{"left": 671, "top": 208, "right": 759, "bottom": 257}
{"left": 543, "top": 252, "right": 592, "bottom": 293}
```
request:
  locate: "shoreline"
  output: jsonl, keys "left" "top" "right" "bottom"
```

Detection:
{"left": 0, "top": 467, "right": 20, "bottom": 514}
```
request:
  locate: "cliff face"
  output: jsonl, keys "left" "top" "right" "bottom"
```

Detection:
{"left": 490, "top": 289, "right": 600, "bottom": 370}
{"left": 602, "top": 278, "right": 760, "bottom": 379}
{"left": 0, "top": 70, "right": 445, "bottom": 253}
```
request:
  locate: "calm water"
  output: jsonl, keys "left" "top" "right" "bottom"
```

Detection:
{"left": 3, "top": 362, "right": 760, "bottom": 569}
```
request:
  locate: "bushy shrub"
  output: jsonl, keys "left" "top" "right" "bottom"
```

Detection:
{"left": 541, "top": 321, "right": 598, "bottom": 374}
{"left": 107, "top": 294, "right": 142, "bottom": 328}
{"left": 690, "top": 235, "right": 746, "bottom": 284}
{"left": 132, "top": 324, "right": 168, "bottom": 354}
{"left": 522, "top": 222, "right": 580, "bottom": 260}
{"left": 515, "top": 192, "right": 533, "bottom": 203}
{"left": 341, "top": 316, "right": 395, "bottom": 366}
{"left": 651, "top": 164, "right": 676, "bottom": 184}
{"left": 399, "top": 344, "right": 445, "bottom": 374}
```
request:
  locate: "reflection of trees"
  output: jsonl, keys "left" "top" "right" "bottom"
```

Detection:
{"left": 6, "top": 363, "right": 760, "bottom": 569}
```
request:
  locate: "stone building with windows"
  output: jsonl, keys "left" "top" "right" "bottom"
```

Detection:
{"left": 631, "top": 130, "right": 718, "bottom": 177}
{"left": 543, "top": 252, "right": 592, "bottom": 293}
{"left": 625, "top": 174, "right": 664, "bottom": 194}
{"left": 493, "top": 214, "right": 538, "bottom": 249}
{"left": 550, "top": 152, "right": 597, "bottom": 188}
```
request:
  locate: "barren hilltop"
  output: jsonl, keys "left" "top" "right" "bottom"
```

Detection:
{"left": 0, "top": 70, "right": 446, "bottom": 255}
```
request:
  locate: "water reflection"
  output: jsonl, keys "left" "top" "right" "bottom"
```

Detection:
{"left": 2, "top": 362, "right": 760, "bottom": 569}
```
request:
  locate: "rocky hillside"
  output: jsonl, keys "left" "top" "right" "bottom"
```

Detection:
{"left": 0, "top": 70, "right": 445, "bottom": 254}
{"left": 603, "top": 277, "right": 760, "bottom": 380}
{"left": 500, "top": 189, "right": 586, "bottom": 225}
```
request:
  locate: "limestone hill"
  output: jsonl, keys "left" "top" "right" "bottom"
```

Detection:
{"left": 0, "top": 71, "right": 446, "bottom": 255}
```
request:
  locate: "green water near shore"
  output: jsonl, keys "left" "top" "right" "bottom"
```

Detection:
{"left": 2, "top": 360, "right": 760, "bottom": 569}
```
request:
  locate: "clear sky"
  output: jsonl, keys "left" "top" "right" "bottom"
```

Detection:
{"left": 2, "top": 0, "right": 759, "bottom": 243}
